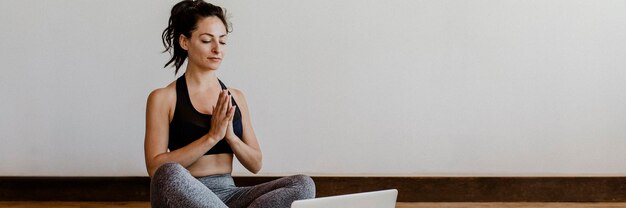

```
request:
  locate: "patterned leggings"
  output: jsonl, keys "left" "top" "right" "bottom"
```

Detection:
{"left": 150, "top": 163, "right": 316, "bottom": 208}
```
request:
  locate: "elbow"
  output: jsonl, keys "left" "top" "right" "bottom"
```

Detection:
{"left": 250, "top": 165, "right": 262, "bottom": 174}
{"left": 147, "top": 165, "right": 158, "bottom": 178}
{"left": 147, "top": 163, "right": 159, "bottom": 178}
{"left": 250, "top": 156, "right": 263, "bottom": 174}
{"left": 146, "top": 154, "right": 166, "bottom": 178}
{"left": 253, "top": 163, "right": 262, "bottom": 174}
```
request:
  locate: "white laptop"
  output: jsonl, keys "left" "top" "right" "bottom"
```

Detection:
{"left": 291, "top": 189, "right": 398, "bottom": 208}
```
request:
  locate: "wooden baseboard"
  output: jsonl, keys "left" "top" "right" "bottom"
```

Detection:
{"left": 1, "top": 176, "right": 625, "bottom": 202}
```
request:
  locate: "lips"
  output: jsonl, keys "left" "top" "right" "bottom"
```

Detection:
{"left": 208, "top": 57, "right": 221, "bottom": 60}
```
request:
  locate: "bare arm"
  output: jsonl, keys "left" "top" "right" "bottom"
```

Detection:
{"left": 144, "top": 88, "right": 235, "bottom": 177}
{"left": 225, "top": 88, "right": 263, "bottom": 174}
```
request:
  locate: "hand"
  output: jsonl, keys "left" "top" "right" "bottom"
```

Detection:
{"left": 207, "top": 90, "right": 237, "bottom": 142}
{"left": 225, "top": 93, "right": 238, "bottom": 140}
{"left": 225, "top": 109, "right": 237, "bottom": 141}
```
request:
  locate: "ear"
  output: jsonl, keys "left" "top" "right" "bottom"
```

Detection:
{"left": 179, "top": 34, "right": 189, "bottom": 51}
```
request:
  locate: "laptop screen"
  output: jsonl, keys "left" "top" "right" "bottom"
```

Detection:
{"left": 291, "top": 189, "right": 398, "bottom": 208}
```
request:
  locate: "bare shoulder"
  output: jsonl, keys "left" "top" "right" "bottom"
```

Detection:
{"left": 228, "top": 87, "right": 246, "bottom": 100}
{"left": 147, "top": 81, "right": 176, "bottom": 109}
{"left": 228, "top": 87, "right": 250, "bottom": 109}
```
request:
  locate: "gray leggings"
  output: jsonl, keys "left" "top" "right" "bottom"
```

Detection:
{"left": 150, "top": 163, "right": 316, "bottom": 208}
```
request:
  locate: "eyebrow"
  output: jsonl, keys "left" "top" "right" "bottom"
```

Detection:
{"left": 200, "top": 33, "right": 227, "bottom": 38}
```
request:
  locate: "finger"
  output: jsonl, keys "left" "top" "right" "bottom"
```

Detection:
{"left": 213, "top": 91, "right": 222, "bottom": 114}
{"left": 224, "top": 97, "right": 234, "bottom": 122}
{"left": 227, "top": 92, "right": 232, "bottom": 109}
{"left": 224, "top": 106, "right": 235, "bottom": 123}
{"left": 220, "top": 94, "right": 230, "bottom": 115}
{"left": 211, "top": 105, "right": 215, "bottom": 114}
{"left": 215, "top": 90, "right": 226, "bottom": 114}
{"left": 228, "top": 105, "right": 236, "bottom": 121}
{"left": 225, "top": 103, "right": 234, "bottom": 122}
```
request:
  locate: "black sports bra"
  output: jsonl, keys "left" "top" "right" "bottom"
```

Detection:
{"left": 168, "top": 74, "right": 243, "bottom": 155}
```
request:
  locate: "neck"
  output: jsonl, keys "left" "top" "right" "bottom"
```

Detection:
{"left": 184, "top": 65, "right": 219, "bottom": 90}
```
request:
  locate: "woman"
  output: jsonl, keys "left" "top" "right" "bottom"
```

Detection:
{"left": 144, "top": 1, "right": 315, "bottom": 207}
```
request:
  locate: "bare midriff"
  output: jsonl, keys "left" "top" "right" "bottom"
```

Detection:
{"left": 186, "top": 153, "right": 234, "bottom": 177}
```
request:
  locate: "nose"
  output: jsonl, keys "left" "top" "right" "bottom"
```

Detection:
{"left": 211, "top": 41, "right": 221, "bottom": 54}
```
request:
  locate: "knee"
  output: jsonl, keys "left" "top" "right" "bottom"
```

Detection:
{"left": 151, "top": 163, "right": 187, "bottom": 185}
{"left": 290, "top": 174, "right": 316, "bottom": 199}
{"left": 150, "top": 163, "right": 190, "bottom": 207}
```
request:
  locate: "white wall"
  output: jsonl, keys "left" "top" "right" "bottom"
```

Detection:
{"left": 1, "top": 0, "right": 625, "bottom": 177}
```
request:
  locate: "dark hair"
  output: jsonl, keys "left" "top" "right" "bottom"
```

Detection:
{"left": 162, "top": 0, "right": 231, "bottom": 74}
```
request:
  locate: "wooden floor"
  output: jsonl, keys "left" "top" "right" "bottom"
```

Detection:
{"left": 1, "top": 202, "right": 626, "bottom": 208}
